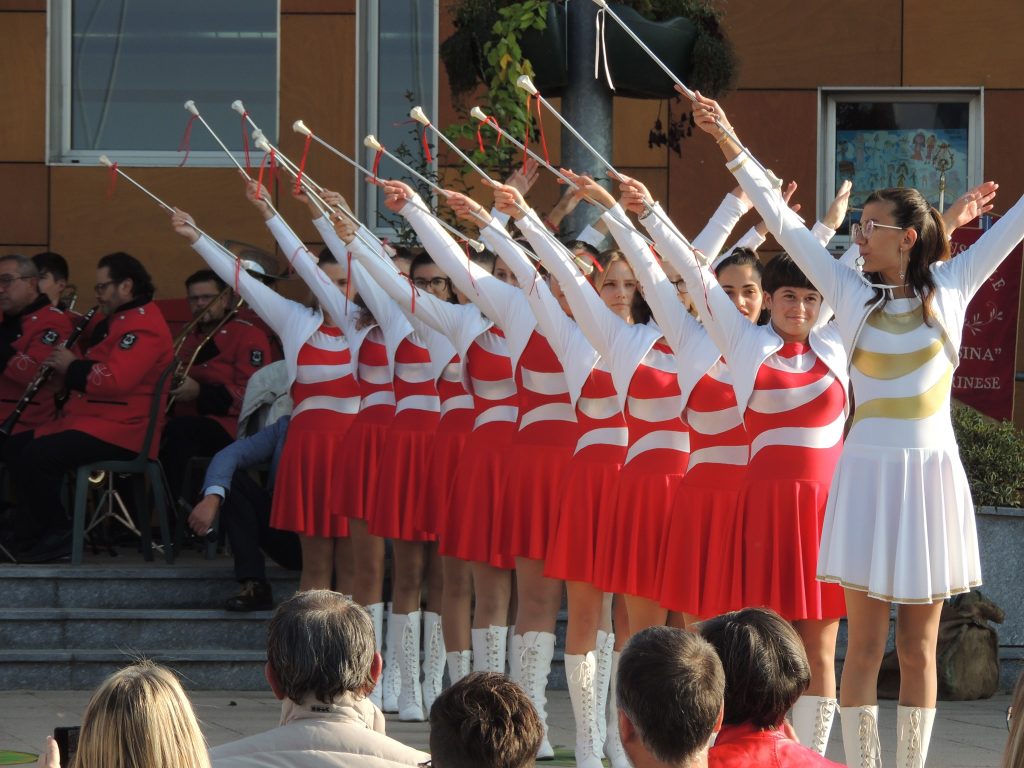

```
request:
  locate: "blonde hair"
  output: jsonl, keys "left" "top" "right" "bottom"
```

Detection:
{"left": 72, "top": 661, "right": 210, "bottom": 768}
{"left": 1003, "top": 672, "right": 1024, "bottom": 768}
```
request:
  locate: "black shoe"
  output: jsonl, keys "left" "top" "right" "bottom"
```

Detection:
{"left": 16, "top": 530, "right": 72, "bottom": 564}
{"left": 225, "top": 580, "right": 273, "bottom": 611}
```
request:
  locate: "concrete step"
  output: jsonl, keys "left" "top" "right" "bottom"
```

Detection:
{"left": 0, "top": 609, "right": 272, "bottom": 651}
{"left": 0, "top": 563, "right": 299, "bottom": 609}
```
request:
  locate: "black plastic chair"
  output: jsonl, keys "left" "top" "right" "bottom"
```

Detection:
{"left": 70, "top": 362, "right": 177, "bottom": 565}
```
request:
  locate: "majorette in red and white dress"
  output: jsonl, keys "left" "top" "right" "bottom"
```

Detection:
{"left": 642, "top": 203, "right": 848, "bottom": 620}
{"left": 192, "top": 216, "right": 372, "bottom": 538}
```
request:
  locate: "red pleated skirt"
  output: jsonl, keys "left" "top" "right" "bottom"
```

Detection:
{"left": 439, "top": 421, "right": 516, "bottom": 567}
{"left": 737, "top": 466, "right": 846, "bottom": 621}
{"left": 497, "top": 423, "right": 577, "bottom": 564}
{"left": 657, "top": 463, "right": 745, "bottom": 618}
{"left": 543, "top": 448, "right": 623, "bottom": 584}
{"left": 420, "top": 411, "right": 475, "bottom": 539}
{"left": 336, "top": 405, "right": 393, "bottom": 521}
{"left": 270, "top": 410, "right": 353, "bottom": 537}
{"left": 594, "top": 452, "right": 685, "bottom": 600}
{"left": 369, "top": 409, "right": 438, "bottom": 541}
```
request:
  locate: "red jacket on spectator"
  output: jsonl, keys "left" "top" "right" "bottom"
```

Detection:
{"left": 709, "top": 723, "right": 844, "bottom": 768}
{"left": 0, "top": 295, "right": 73, "bottom": 433}
{"left": 37, "top": 298, "right": 173, "bottom": 458}
{"left": 174, "top": 317, "right": 271, "bottom": 438}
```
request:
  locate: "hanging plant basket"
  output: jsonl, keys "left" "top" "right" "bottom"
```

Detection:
{"left": 602, "top": 4, "right": 698, "bottom": 99}
{"left": 519, "top": 1, "right": 568, "bottom": 95}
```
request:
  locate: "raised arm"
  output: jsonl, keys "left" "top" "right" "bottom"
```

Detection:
{"left": 170, "top": 208, "right": 308, "bottom": 334}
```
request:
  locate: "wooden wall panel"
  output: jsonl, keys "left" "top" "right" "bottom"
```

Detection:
{"left": 50, "top": 167, "right": 280, "bottom": 301}
{"left": 0, "top": 12, "right": 46, "bottom": 162}
{"left": 0, "top": 163, "right": 47, "bottom": 245}
{"left": 666, "top": 90, "right": 817, "bottom": 244}
{"left": 723, "top": 0, "right": 901, "bottom": 89}
{"left": 904, "top": 1, "right": 1024, "bottom": 87}
{"left": 613, "top": 98, "right": 672, "bottom": 169}
{"left": 278, "top": 14, "right": 357, "bottom": 237}
{"left": 282, "top": 0, "right": 354, "bottom": 13}
{"left": 0, "top": 2, "right": 44, "bottom": 11}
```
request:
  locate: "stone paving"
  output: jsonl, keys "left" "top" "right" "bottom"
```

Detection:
{"left": 0, "top": 688, "right": 1013, "bottom": 767}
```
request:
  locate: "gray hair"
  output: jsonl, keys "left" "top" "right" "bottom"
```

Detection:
{"left": 266, "top": 591, "right": 376, "bottom": 704}
{"left": 0, "top": 254, "right": 39, "bottom": 278}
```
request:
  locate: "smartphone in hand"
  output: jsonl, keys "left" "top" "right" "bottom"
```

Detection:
{"left": 53, "top": 726, "right": 80, "bottom": 768}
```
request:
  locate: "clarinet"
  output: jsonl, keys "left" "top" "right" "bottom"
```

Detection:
{"left": 0, "top": 306, "right": 98, "bottom": 440}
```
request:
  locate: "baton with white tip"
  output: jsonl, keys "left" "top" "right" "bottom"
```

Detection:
{"left": 470, "top": 105, "right": 578, "bottom": 191}
{"left": 364, "top": 137, "right": 485, "bottom": 253}
{"left": 183, "top": 100, "right": 252, "bottom": 179}
{"left": 294, "top": 120, "right": 379, "bottom": 180}
{"left": 584, "top": 1, "right": 781, "bottom": 188}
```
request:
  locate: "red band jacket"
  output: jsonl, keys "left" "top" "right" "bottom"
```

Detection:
{"left": 37, "top": 297, "right": 174, "bottom": 458}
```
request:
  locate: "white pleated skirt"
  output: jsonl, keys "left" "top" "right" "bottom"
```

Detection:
{"left": 817, "top": 441, "right": 982, "bottom": 604}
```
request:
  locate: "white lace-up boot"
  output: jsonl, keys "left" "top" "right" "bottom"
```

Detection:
{"left": 841, "top": 705, "right": 882, "bottom": 768}
{"left": 896, "top": 705, "right": 936, "bottom": 768}
{"left": 792, "top": 695, "right": 837, "bottom": 756}
{"left": 446, "top": 649, "right": 471, "bottom": 686}
{"left": 566, "top": 652, "right": 604, "bottom": 768}
{"left": 367, "top": 602, "right": 385, "bottom": 709}
{"left": 509, "top": 633, "right": 523, "bottom": 683}
{"left": 395, "top": 611, "right": 425, "bottom": 721}
{"left": 472, "top": 625, "right": 507, "bottom": 674}
{"left": 516, "top": 631, "right": 556, "bottom": 759}
{"left": 593, "top": 630, "right": 614, "bottom": 751}
{"left": 604, "top": 651, "right": 629, "bottom": 768}
{"left": 381, "top": 603, "right": 400, "bottom": 712}
{"left": 421, "top": 611, "right": 446, "bottom": 714}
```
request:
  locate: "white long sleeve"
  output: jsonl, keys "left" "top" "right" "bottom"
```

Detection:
{"left": 480, "top": 220, "right": 599, "bottom": 406}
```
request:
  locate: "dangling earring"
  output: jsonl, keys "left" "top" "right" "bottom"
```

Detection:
{"left": 855, "top": 251, "right": 865, "bottom": 272}
{"left": 898, "top": 248, "right": 906, "bottom": 281}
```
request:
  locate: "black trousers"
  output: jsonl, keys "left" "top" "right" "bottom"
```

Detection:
{"left": 160, "top": 416, "right": 232, "bottom": 504}
{"left": 222, "top": 468, "right": 301, "bottom": 581}
{"left": 9, "top": 430, "right": 134, "bottom": 538}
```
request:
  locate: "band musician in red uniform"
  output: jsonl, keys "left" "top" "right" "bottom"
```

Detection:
{"left": 160, "top": 269, "right": 271, "bottom": 506}
{"left": 6, "top": 253, "right": 173, "bottom": 563}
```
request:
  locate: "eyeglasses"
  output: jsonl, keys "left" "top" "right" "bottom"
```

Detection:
{"left": 851, "top": 220, "right": 904, "bottom": 240}
{"left": 413, "top": 277, "right": 451, "bottom": 291}
{"left": 94, "top": 280, "right": 115, "bottom": 293}
{"left": 0, "top": 274, "right": 29, "bottom": 289}
{"left": 187, "top": 294, "right": 222, "bottom": 304}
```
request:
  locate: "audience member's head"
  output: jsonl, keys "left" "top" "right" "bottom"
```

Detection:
{"left": 616, "top": 626, "right": 725, "bottom": 767}
{"left": 699, "top": 608, "right": 811, "bottom": 729}
{"left": 265, "top": 590, "right": 380, "bottom": 705}
{"left": 1003, "top": 671, "right": 1024, "bottom": 768}
{"left": 429, "top": 671, "right": 543, "bottom": 768}
{"left": 32, "top": 251, "right": 69, "bottom": 307}
{"left": 72, "top": 660, "right": 210, "bottom": 768}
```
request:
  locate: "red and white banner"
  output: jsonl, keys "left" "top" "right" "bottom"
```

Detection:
{"left": 950, "top": 217, "right": 1023, "bottom": 421}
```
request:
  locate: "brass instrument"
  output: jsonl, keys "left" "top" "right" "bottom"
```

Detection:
{"left": 59, "top": 284, "right": 79, "bottom": 313}
{"left": 166, "top": 291, "right": 245, "bottom": 413}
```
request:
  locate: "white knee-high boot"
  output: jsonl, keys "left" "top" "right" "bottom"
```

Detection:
{"left": 509, "top": 633, "right": 523, "bottom": 683}
{"left": 593, "top": 631, "right": 614, "bottom": 755}
{"left": 566, "top": 652, "right": 604, "bottom": 768}
{"left": 792, "top": 695, "right": 838, "bottom": 756}
{"left": 381, "top": 603, "right": 400, "bottom": 712}
{"left": 446, "top": 649, "right": 472, "bottom": 686}
{"left": 471, "top": 625, "right": 507, "bottom": 674}
{"left": 421, "top": 611, "right": 446, "bottom": 715}
{"left": 604, "top": 651, "right": 629, "bottom": 768}
{"left": 367, "top": 602, "right": 385, "bottom": 709}
{"left": 841, "top": 705, "right": 882, "bottom": 768}
{"left": 896, "top": 705, "right": 936, "bottom": 768}
{"left": 395, "top": 611, "right": 425, "bottom": 721}
{"left": 516, "top": 631, "right": 556, "bottom": 759}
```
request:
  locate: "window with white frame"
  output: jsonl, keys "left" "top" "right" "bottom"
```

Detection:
{"left": 819, "top": 89, "right": 983, "bottom": 246}
{"left": 48, "top": 0, "right": 279, "bottom": 166}
{"left": 357, "top": 0, "right": 438, "bottom": 237}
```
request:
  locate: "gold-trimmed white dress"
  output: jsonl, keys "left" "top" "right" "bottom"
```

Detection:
{"left": 817, "top": 297, "right": 981, "bottom": 603}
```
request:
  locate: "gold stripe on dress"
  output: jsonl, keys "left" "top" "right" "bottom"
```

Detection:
{"left": 852, "top": 338, "right": 945, "bottom": 380}
{"left": 865, "top": 305, "right": 925, "bottom": 334}
{"left": 850, "top": 365, "right": 953, "bottom": 426}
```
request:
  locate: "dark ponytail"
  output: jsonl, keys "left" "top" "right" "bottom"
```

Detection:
{"left": 863, "top": 188, "right": 949, "bottom": 324}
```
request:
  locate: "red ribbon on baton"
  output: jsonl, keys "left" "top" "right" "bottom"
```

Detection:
{"left": 178, "top": 114, "right": 198, "bottom": 167}
{"left": 295, "top": 132, "right": 312, "bottom": 195}
{"left": 106, "top": 162, "right": 118, "bottom": 199}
